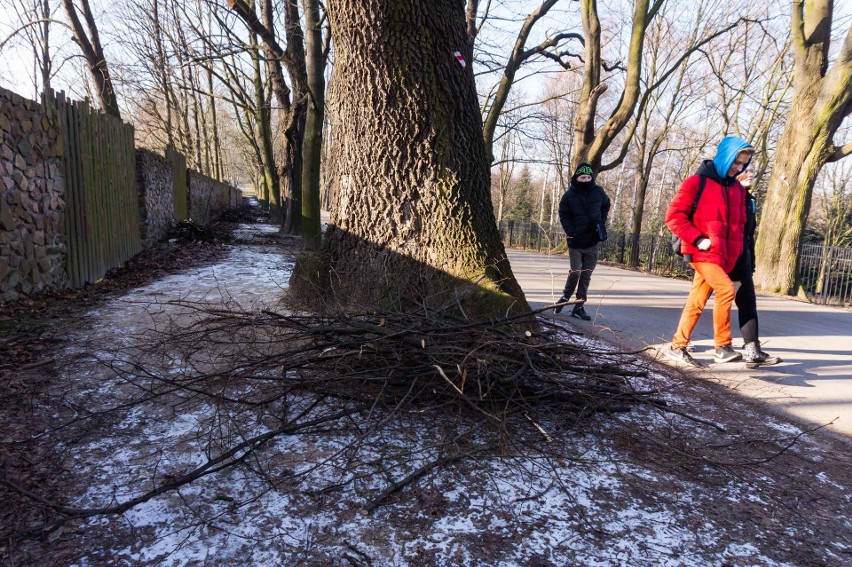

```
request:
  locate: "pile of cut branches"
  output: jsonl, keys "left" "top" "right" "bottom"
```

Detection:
{"left": 2, "top": 302, "right": 717, "bottom": 532}
{"left": 134, "top": 302, "right": 678, "bottom": 430}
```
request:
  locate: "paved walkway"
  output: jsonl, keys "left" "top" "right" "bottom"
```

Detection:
{"left": 507, "top": 248, "right": 852, "bottom": 438}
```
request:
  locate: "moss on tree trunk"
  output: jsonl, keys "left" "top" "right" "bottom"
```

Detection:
{"left": 290, "top": 0, "right": 530, "bottom": 319}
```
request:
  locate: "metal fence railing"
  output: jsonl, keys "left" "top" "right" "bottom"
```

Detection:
{"left": 498, "top": 220, "right": 852, "bottom": 308}
{"left": 799, "top": 244, "right": 852, "bottom": 306}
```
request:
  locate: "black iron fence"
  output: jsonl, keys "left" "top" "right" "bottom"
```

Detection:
{"left": 799, "top": 244, "right": 852, "bottom": 306}
{"left": 498, "top": 220, "right": 852, "bottom": 308}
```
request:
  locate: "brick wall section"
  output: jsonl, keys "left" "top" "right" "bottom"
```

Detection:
{"left": 188, "top": 170, "right": 232, "bottom": 226}
{"left": 0, "top": 88, "right": 66, "bottom": 302}
{"left": 136, "top": 149, "right": 175, "bottom": 247}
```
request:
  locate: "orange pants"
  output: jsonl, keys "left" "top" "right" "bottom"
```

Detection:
{"left": 672, "top": 262, "right": 736, "bottom": 349}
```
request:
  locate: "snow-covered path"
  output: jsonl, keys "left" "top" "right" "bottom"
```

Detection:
{"left": 20, "top": 222, "right": 852, "bottom": 566}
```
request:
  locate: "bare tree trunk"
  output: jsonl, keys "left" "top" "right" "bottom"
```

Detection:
{"left": 150, "top": 0, "right": 173, "bottom": 146}
{"left": 572, "top": 0, "right": 740, "bottom": 172}
{"left": 754, "top": 2, "right": 851, "bottom": 295}
{"left": 227, "top": 0, "right": 305, "bottom": 228}
{"left": 252, "top": 36, "right": 277, "bottom": 207}
{"left": 300, "top": 0, "right": 325, "bottom": 250}
{"left": 279, "top": 0, "right": 307, "bottom": 232}
{"left": 61, "top": 0, "right": 120, "bottom": 117}
{"left": 40, "top": 0, "right": 51, "bottom": 92}
{"left": 292, "top": 0, "right": 529, "bottom": 317}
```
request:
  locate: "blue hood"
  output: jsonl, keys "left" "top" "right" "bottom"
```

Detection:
{"left": 712, "top": 136, "right": 753, "bottom": 179}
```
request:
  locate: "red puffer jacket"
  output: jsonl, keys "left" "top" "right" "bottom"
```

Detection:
{"left": 666, "top": 163, "right": 746, "bottom": 274}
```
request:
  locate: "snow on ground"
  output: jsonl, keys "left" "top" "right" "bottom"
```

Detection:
{"left": 45, "top": 223, "right": 849, "bottom": 566}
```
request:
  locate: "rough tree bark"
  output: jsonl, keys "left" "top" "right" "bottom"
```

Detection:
{"left": 753, "top": 1, "right": 851, "bottom": 295}
{"left": 290, "top": 0, "right": 530, "bottom": 318}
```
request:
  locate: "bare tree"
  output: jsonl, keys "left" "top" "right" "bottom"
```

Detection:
{"left": 540, "top": 72, "right": 580, "bottom": 224}
{"left": 227, "top": 0, "right": 307, "bottom": 228}
{"left": 812, "top": 158, "right": 852, "bottom": 248}
{"left": 291, "top": 0, "right": 530, "bottom": 317}
{"left": 0, "top": 0, "right": 56, "bottom": 97}
{"left": 704, "top": 8, "right": 793, "bottom": 206}
{"left": 494, "top": 122, "right": 520, "bottom": 224}
{"left": 477, "top": 0, "right": 583, "bottom": 163}
{"left": 626, "top": 7, "right": 697, "bottom": 267}
{"left": 61, "top": 0, "right": 120, "bottom": 116}
{"left": 571, "top": 0, "right": 744, "bottom": 172}
{"left": 753, "top": 1, "right": 851, "bottom": 295}
{"left": 299, "top": 0, "right": 326, "bottom": 251}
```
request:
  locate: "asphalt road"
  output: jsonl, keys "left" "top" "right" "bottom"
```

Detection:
{"left": 507, "top": 247, "right": 852, "bottom": 438}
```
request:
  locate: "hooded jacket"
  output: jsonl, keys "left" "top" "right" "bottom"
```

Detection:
{"left": 666, "top": 136, "right": 751, "bottom": 272}
{"left": 558, "top": 174, "right": 611, "bottom": 249}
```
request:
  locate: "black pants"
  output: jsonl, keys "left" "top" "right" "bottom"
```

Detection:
{"left": 734, "top": 271, "right": 758, "bottom": 344}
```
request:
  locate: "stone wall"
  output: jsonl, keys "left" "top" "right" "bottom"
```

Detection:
{"left": 136, "top": 149, "right": 175, "bottom": 248}
{"left": 188, "top": 170, "right": 233, "bottom": 226}
{"left": 1, "top": 88, "right": 244, "bottom": 304}
{"left": 0, "top": 88, "right": 66, "bottom": 302}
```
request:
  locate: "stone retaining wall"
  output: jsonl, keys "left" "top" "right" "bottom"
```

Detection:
{"left": 189, "top": 170, "right": 234, "bottom": 226}
{"left": 0, "top": 88, "right": 66, "bottom": 302}
{"left": 136, "top": 149, "right": 175, "bottom": 248}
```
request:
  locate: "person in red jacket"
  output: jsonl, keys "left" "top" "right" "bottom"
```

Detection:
{"left": 664, "top": 136, "right": 753, "bottom": 367}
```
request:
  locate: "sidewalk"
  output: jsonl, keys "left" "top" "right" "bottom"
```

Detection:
{"left": 507, "top": 248, "right": 852, "bottom": 438}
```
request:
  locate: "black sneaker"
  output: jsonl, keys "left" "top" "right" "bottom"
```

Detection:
{"left": 664, "top": 345, "right": 701, "bottom": 367}
{"left": 743, "top": 341, "right": 781, "bottom": 368}
{"left": 714, "top": 344, "right": 742, "bottom": 363}
{"left": 553, "top": 295, "right": 570, "bottom": 314}
{"left": 571, "top": 305, "right": 591, "bottom": 321}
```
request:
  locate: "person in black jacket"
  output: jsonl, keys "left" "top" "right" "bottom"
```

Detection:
{"left": 729, "top": 166, "right": 781, "bottom": 367}
{"left": 554, "top": 163, "right": 611, "bottom": 320}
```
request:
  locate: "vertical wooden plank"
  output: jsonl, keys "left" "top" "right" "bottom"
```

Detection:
{"left": 71, "top": 98, "right": 88, "bottom": 287}
{"left": 82, "top": 100, "right": 96, "bottom": 284}
{"left": 129, "top": 124, "right": 140, "bottom": 255}
{"left": 102, "top": 112, "right": 114, "bottom": 269}
{"left": 58, "top": 93, "right": 77, "bottom": 288}
{"left": 119, "top": 120, "right": 130, "bottom": 259}
{"left": 93, "top": 104, "right": 106, "bottom": 279}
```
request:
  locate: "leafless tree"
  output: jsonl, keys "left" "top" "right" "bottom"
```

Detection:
{"left": 0, "top": 0, "right": 57, "bottom": 97}
{"left": 61, "top": 0, "right": 120, "bottom": 116}
{"left": 753, "top": 0, "right": 851, "bottom": 295}
{"left": 571, "top": 0, "right": 745, "bottom": 173}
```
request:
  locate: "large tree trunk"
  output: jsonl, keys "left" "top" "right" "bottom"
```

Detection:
{"left": 754, "top": 2, "right": 851, "bottom": 295}
{"left": 291, "top": 0, "right": 529, "bottom": 317}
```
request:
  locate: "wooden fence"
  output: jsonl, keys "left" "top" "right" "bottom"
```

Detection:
{"left": 48, "top": 91, "right": 141, "bottom": 288}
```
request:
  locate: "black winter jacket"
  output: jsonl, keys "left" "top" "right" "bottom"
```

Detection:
{"left": 558, "top": 183, "right": 611, "bottom": 249}
{"left": 728, "top": 191, "right": 757, "bottom": 282}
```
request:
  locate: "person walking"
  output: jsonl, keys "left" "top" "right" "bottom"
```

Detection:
{"left": 554, "top": 163, "right": 611, "bottom": 320}
{"left": 729, "top": 166, "right": 782, "bottom": 367}
{"left": 665, "top": 136, "right": 752, "bottom": 366}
